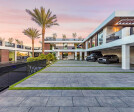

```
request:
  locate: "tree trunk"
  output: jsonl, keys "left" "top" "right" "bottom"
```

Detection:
{"left": 42, "top": 28, "right": 45, "bottom": 54}
{"left": 32, "top": 38, "right": 34, "bottom": 57}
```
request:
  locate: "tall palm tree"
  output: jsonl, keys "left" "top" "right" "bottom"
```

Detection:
{"left": 72, "top": 33, "right": 77, "bottom": 40}
{"left": 26, "top": 7, "right": 58, "bottom": 54}
{"left": 23, "top": 28, "right": 40, "bottom": 57}
{"left": 52, "top": 33, "right": 57, "bottom": 40}
{"left": 78, "top": 36, "right": 82, "bottom": 41}
{"left": 15, "top": 39, "right": 21, "bottom": 45}
{"left": 62, "top": 34, "right": 66, "bottom": 41}
{"left": 8, "top": 37, "right": 14, "bottom": 44}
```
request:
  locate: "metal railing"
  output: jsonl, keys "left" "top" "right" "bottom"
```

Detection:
{"left": 106, "top": 30, "right": 122, "bottom": 43}
{"left": 0, "top": 59, "right": 46, "bottom": 92}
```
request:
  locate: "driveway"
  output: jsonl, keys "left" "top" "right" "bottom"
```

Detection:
{"left": 0, "top": 60, "right": 134, "bottom": 112}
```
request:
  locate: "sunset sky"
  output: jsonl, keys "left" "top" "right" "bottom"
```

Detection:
{"left": 0, "top": 0, "right": 134, "bottom": 47}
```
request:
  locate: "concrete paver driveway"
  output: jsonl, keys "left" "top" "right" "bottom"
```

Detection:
{"left": 0, "top": 60, "right": 134, "bottom": 112}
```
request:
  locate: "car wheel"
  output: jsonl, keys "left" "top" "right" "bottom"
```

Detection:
{"left": 117, "top": 59, "right": 119, "bottom": 63}
{"left": 106, "top": 60, "right": 110, "bottom": 64}
{"left": 93, "top": 59, "right": 96, "bottom": 62}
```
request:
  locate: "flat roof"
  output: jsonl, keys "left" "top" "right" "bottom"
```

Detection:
{"left": 82, "top": 11, "right": 134, "bottom": 44}
{"left": 44, "top": 41, "right": 83, "bottom": 44}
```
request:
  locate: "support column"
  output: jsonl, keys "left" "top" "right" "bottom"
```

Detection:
{"left": 85, "top": 41, "right": 88, "bottom": 49}
{"left": 122, "top": 44, "right": 130, "bottom": 69}
{"left": 75, "top": 51, "right": 77, "bottom": 60}
{"left": 80, "top": 52, "right": 82, "bottom": 61}
{"left": 14, "top": 51, "right": 17, "bottom": 62}
{"left": 84, "top": 51, "right": 87, "bottom": 60}
{"left": 57, "top": 51, "right": 60, "bottom": 60}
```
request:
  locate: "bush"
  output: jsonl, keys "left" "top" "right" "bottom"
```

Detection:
{"left": 38, "top": 54, "right": 46, "bottom": 60}
{"left": 27, "top": 53, "right": 57, "bottom": 63}
{"left": 27, "top": 57, "right": 35, "bottom": 62}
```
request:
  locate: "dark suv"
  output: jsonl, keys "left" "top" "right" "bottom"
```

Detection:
{"left": 86, "top": 52, "right": 103, "bottom": 62}
{"left": 98, "top": 55, "right": 119, "bottom": 64}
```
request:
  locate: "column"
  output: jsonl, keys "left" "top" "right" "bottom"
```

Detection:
{"left": 80, "top": 52, "right": 82, "bottom": 61}
{"left": 57, "top": 51, "right": 60, "bottom": 60}
{"left": 122, "top": 44, "right": 130, "bottom": 69}
{"left": 103, "top": 27, "right": 107, "bottom": 44}
{"left": 84, "top": 51, "right": 87, "bottom": 60}
{"left": 85, "top": 41, "right": 88, "bottom": 49}
{"left": 75, "top": 51, "right": 77, "bottom": 60}
{"left": 14, "top": 51, "right": 17, "bottom": 62}
{"left": 2, "top": 40, "right": 5, "bottom": 46}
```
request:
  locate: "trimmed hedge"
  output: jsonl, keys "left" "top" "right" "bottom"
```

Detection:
{"left": 27, "top": 53, "right": 57, "bottom": 64}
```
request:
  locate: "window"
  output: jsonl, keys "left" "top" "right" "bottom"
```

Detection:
{"left": 98, "top": 31, "right": 103, "bottom": 46}
{"left": 63, "top": 43, "right": 68, "bottom": 49}
{"left": 92, "top": 37, "right": 95, "bottom": 47}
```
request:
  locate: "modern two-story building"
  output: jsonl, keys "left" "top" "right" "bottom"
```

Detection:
{"left": 43, "top": 11, "right": 134, "bottom": 70}
{"left": 0, "top": 11, "right": 134, "bottom": 70}
{"left": 81, "top": 11, "right": 134, "bottom": 70}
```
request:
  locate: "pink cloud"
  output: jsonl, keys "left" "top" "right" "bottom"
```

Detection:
{"left": 57, "top": 14, "right": 103, "bottom": 23}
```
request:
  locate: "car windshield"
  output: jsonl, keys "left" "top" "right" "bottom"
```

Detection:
{"left": 90, "top": 54, "right": 95, "bottom": 56}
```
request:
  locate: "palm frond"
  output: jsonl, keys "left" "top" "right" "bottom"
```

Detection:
{"left": 23, "top": 28, "right": 41, "bottom": 39}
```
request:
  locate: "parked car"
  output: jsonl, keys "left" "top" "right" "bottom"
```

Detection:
{"left": 86, "top": 52, "right": 103, "bottom": 62}
{"left": 98, "top": 55, "right": 119, "bottom": 64}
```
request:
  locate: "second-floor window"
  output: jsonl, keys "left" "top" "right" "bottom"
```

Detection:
{"left": 63, "top": 43, "right": 68, "bottom": 49}
{"left": 98, "top": 31, "right": 103, "bottom": 46}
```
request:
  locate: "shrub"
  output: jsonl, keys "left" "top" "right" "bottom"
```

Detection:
{"left": 27, "top": 57, "right": 35, "bottom": 62}
{"left": 27, "top": 53, "right": 57, "bottom": 63}
{"left": 38, "top": 53, "right": 47, "bottom": 60}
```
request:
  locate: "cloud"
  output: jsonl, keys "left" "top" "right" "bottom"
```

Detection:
{"left": 57, "top": 14, "right": 103, "bottom": 23}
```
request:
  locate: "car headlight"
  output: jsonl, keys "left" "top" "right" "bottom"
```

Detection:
{"left": 103, "top": 59, "right": 106, "bottom": 61}
{"left": 91, "top": 57, "right": 94, "bottom": 59}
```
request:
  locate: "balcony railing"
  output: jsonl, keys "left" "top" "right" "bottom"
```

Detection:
{"left": 106, "top": 30, "right": 122, "bottom": 43}
{"left": 25, "top": 46, "right": 31, "bottom": 50}
{"left": 5, "top": 42, "right": 15, "bottom": 48}
{"left": 0, "top": 41, "right": 2, "bottom": 46}
{"left": 44, "top": 38, "right": 83, "bottom": 41}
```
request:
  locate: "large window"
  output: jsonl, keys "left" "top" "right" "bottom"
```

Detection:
{"left": 63, "top": 43, "right": 68, "bottom": 49}
{"left": 92, "top": 37, "right": 95, "bottom": 47}
{"left": 98, "top": 31, "right": 103, "bottom": 46}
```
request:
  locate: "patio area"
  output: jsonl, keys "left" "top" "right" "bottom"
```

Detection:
{"left": 1, "top": 60, "right": 134, "bottom": 112}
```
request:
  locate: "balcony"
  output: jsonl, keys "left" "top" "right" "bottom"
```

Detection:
{"left": 0, "top": 41, "right": 2, "bottom": 46}
{"left": 25, "top": 46, "right": 31, "bottom": 50}
{"left": 5, "top": 42, "right": 15, "bottom": 48}
{"left": 17, "top": 45, "right": 24, "bottom": 49}
{"left": 106, "top": 30, "right": 122, "bottom": 43}
{"left": 44, "top": 37, "right": 83, "bottom": 41}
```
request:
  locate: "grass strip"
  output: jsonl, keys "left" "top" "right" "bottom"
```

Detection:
{"left": 9, "top": 87, "right": 134, "bottom": 90}
{"left": 50, "top": 66, "right": 120, "bottom": 67}
{"left": 40, "top": 71, "right": 134, "bottom": 73}
{"left": 9, "top": 61, "right": 57, "bottom": 89}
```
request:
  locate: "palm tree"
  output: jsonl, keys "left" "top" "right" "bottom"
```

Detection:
{"left": 0, "top": 37, "right": 5, "bottom": 42}
{"left": 62, "top": 34, "right": 66, "bottom": 41}
{"left": 15, "top": 39, "right": 21, "bottom": 45}
{"left": 26, "top": 7, "right": 58, "bottom": 54}
{"left": 8, "top": 37, "right": 14, "bottom": 44}
{"left": 72, "top": 33, "right": 77, "bottom": 40}
{"left": 78, "top": 36, "right": 82, "bottom": 41}
{"left": 52, "top": 33, "right": 57, "bottom": 40}
{"left": 23, "top": 28, "right": 40, "bottom": 57}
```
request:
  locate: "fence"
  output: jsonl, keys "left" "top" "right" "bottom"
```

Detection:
{"left": 0, "top": 59, "right": 46, "bottom": 91}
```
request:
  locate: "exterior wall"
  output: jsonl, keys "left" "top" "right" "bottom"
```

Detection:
{"left": 44, "top": 43, "right": 50, "bottom": 50}
{"left": 44, "top": 43, "right": 50, "bottom": 55}
{"left": 0, "top": 49, "right": 9, "bottom": 62}
{"left": 95, "top": 34, "right": 98, "bottom": 46}
{"left": 68, "top": 52, "right": 74, "bottom": 60}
